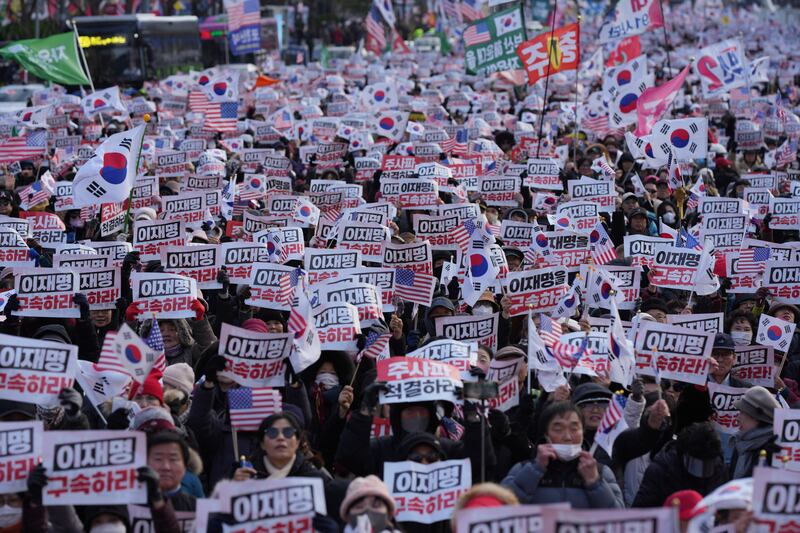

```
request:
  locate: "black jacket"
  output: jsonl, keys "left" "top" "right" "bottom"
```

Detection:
{"left": 632, "top": 441, "right": 728, "bottom": 508}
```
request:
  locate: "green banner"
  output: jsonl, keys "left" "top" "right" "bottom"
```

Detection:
{"left": 0, "top": 32, "right": 90, "bottom": 86}
{"left": 464, "top": 5, "right": 527, "bottom": 76}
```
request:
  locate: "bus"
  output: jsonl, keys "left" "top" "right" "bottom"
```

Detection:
{"left": 70, "top": 15, "right": 203, "bottom": 87}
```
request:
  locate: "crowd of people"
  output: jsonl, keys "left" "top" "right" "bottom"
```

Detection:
{"left": 0, "top": 0, "right": 799, "bottom": 532}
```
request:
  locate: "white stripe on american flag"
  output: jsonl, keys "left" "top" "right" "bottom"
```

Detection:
{"left": 228, "top": 387, "right": 282, "bottom": 431}
{"left": 0, "top": 132, "right": 47, "bottom": 163}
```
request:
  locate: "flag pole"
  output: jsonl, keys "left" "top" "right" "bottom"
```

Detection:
{"left": 536, "top": 0, "right": 559, "bottom": 158}
{"left": 71, "top": 21, "right": 105, "bottom": 129}
{"left": 658, "top": 0, "right": 673, "bottom": 79}
{"left": 123, "top": 113, "right": 150, "bottom": 234}
{"left": 572, "top": 14, "right": 582, "bottom": 165}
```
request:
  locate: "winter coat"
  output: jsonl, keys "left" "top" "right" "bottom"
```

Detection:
{"left": 729, "top": 426, "right": 782, "bottom": 479}
{"left": 501, "top": 456, "right": 624, "bottom": 509}
{"left": 632, "top": 441, "right": 728, "bottom": 508}
{"left": 139, "top": 317, "right": 217, "bottom": 370}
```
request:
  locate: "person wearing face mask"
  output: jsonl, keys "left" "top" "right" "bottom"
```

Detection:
{"left": 0, "top": 494, "right": 23, "bottom": 533}
{"left": 656, "top": 200, "right": 679, "bottom": 228}
{"left": 82, "top": 507, "right": 130, "bottom": 533}
{"left": 725, "top": 311, "right": 756, "bottom": 347}
{"left": 501, "top": 401, "right": 624, "bottom": 508}
{"left": 729, "top": 386, "right": 781, "bottom": 479}
{"left": 339, "top": 476, "right": 401, "bottom": 533}
{"left": 633, "top": 422, "right": 727, "bottom": 508}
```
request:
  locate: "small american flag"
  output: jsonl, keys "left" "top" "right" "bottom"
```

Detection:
{"left": 539, "top": 315, "right": 563, "bottom": 347}
{"left": 145, "top": 320, "right": 167, "bottom": 373}
{"left": 736, "top": 247, "right": 770, "bottom": 274}
{"left": 365, "top": 6, "right": 387, "bottom": 53}
{"left": 460, "top": 0, "right": 483, "bottom": 22}
{"left": 463, "top": 20, "right": 491, "bottom": 46}
{"left": 440, "top": 416, "right": 465, "bottom": 441}
{"left": 188, "top": 92, "right": 238, "bottom": 132}
{"left": 589, "top": 222, "right": 617, "bottom": 265}
{"left": 676, "top": 227, "right": 703, "bottom": 251}
{"left": 278, "top": 268, "right": 303, "bottom": 306}
{"left": 226, "top": 0, "right": 260, "bottom": 31}
{"left": 597, "top": 393, "right": 626, "bottom": 434}
{"left": 0, "top": 131, "right": 47, "bottom": 163}
{"left": 552, "top": 335, "right": 589, "bottom": 369}
{"left": 358, "top": 330, "right": 392, "bottom": 362}
{"left": 395, "top": 268, "right": 436, "bottom": 306}
{"left": 228, "top": 387, "right": 282, "bottom": 431}
{"left": 18, "top": 172, "right": 54, "bottom": 210}
{"left": 287, "top": 278, "right": 311, "bottom": 338}
{"left": 96, "top": 332, "right": 128, "bottom": 375}
{"left": 452, "top": 218, "right": 476, "bottom": 254}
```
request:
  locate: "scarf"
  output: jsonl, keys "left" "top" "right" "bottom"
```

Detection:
{"left": 165, "top": 343, "right": 183, "bottom": 359}
{"left": 263, "top": 454, "right": 295, "bottom": 479}
{"left": 732, "top": 426, "right": 774, "bottom": 479}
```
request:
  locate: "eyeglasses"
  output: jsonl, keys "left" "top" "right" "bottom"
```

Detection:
{"left": 408, "top": 451, "right": 441, "bottom": 464}
{"left": 264, "top": 427, "right": 297, "bottom": 440}
{"left": 662, "top": 380, "right": 687, "bottom": 392}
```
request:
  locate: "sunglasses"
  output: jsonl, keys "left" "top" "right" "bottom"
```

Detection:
{"left": 264, "top": 427, "right": 297, "bottom": 440}
{"left": 408, "top": 451, "right": 441, "bottom": 463}
{"left": 662, "top": 380, "right": 687, "bottom": 392}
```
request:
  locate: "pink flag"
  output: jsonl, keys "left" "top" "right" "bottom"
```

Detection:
{"left": 635, "top": 65, "right": 690, "bottom": 136}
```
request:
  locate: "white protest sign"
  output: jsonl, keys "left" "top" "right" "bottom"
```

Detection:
{"left": 218, "top": 323, "right": 293, "bottom": 388}
{"left": 773, "top": 409, "right": 800, "bottom": 471}
{"left": 384, "top": 459, "right": 471, "bottom": 524}
{"left": 128, "top": 505, "right": 195, "bottom": 533}
{"left": 731, "top": 345, "right": 775, "bottom": 388}
{"left": 707, "top": 382, "right": 748, "bottom": 435}
{"left": 406, "top": 339, "right": 476, "bottom": 378}
{"left": 752, "top": 466, "right": 800, "bottom": 527}
{"left": 377, "top": 357, "right": 462, "bottom": 405}
{"left": 133, "top": 219, "right": 186, "bottom": 261}
{"left": 313, "top": 302, "right": 362, "bottom": 351}
{"left": 0, "top": 333, "right": 78, "bottom": 405}
{"left": 42, "top": 430, "right": 147, "bottom": 505}
{"left": 0, "top": 228, "right": 33, "bottom": 267}
{"left": 435, "top": 313, "right": 500, "bottom": 352}
{"left": 161, "top": 244, "right": 222, "bottom": 290}
{"left": 541, "top": 506, "right": 677, "bottom": 532}
{"left": 455, "top": 503, "right": 570, "bottom": 533}
{"left": 130, "top": 272, "right": 198, "bottom": 319}
{"left": 13, "top": 267, "right": 79, "bottom": 318}
{"left": 0, "top": 421, "right": 43, "bottom": 494}
{"left": 667, "top": 312, "right": 724, "bottom": 333}
{"left": 634, "top": 321, "right": 714, "bottom": 385}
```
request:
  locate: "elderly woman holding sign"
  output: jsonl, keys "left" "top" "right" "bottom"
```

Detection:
{"left": 501, "top": 401, "right": 624, "bottom": 508}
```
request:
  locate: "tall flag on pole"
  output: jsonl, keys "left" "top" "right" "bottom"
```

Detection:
{"left": 365, "top": 6, "right": 387, "bottom": 55}
{"left": 598, "top": 0, "right": 664, "bottom": 43}
{"left": 635, "top": 64, "right": 691, "bottom": 136}
{"left": 0, "top": 32, "right": 90, "bottom": 86}
{"left": 516, "top": 23, "right": 580, "bottom": 86}
{"left": 224, "top": 0, "right": 261, "bottom": 55}
{"left": 0, "top": 131, "right": 47, "bottom": 163}
{"left": 608, "top": 299, "right": 635, "bottom": 386}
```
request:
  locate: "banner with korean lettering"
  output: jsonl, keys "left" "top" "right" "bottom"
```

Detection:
{"left": 731, "top": 345, "right": 775, "bottom": 388}
{"left": 541, "top": 507, "right": 676, "bottom": 533}
{"left": 163, "top": 192, "right": 208, "bottom": 228}
{"left": 464, "top": 5, "right": 526, "bottom": 76}
{"left": 0, "top": 421, "right": 43, "bottom": 494}
{"left": 337, "top": 222, "right": 390, "bottom": 262}
{"left": 14, "top": 267, "right": 79, "bottom": 318}
{"left": 216, "top": 477, "right": 326, "bottom": 532}
{"left": 313, "top": 302, "right": 361, "bottom": 351}
{"left": 555, "top": 201, "right": 599, "bottom": 234}
{"left": 253, "top": 227, "right": 305, "bottom": 263}
{"left": 666, "top": 312, "right": 724, "bottom": 333}
{"left": 221, "top": 243, "right": 271, "bottom": 284}
{"left": 406, "top": 339, "right": 476, "bottom": 378}
{"left": 762, "top": 262, "right": 800, "bottom": 304}
{"left": 128, "top": 505, "right": 195, "bottom": 533}
{"left": 0, "top": 228, "right": 33, "bottom": 267}
{"left": 304, "top": 249, "right": 362, "bottom": 286}
{"left": 479, "top": 175, "right": 520, "bottom": 207}
{"left": 694, "top": 39, "right": 748, "bottom": 99}
{"left": 0, "top": 334, "right": 78, "bottom": 405}
{"left": 130, "top": 272, "right": 198, "bottom": 319}
{"left": 773, "top": 409, "right": 800, "bottom": 471}
{"left": 377, "top": 357, "right": 462, "bottom": 405}
{"left": 244, "top": 263, "right": 295, "bottom": 311}
{"left": 161, "top": 245, "right": 222, "bottom": 290}
{"left": 707, "top": 382, "right": 748, "bottom": 435}
{"left": 384, "top": 459, "right": 471, "bottom": 524}
{"left": 435, "top": 313, "right": 499, "bottom": 352}
{"left": 623, "top": 235, "right": 672, "bottom": 268}
{"left": 700, "top": 214, "right": 747, "bottom": 251}
{"left": 75, "top": 266, "right": 121, "bottom": 310}
{"left": 517, "top": 23, "right": 579, "bottom": 86}
{"left": 133, "top": 219, "right": 186, "bottom": 261}
{"left": 567, "top": 178, "right": 615, "bottom": 212}
{"left": 769, "top": 198, "right": 800, "bottom": 230}
{"left": 456, "top": 503, "right": 569, "bottom": 533}
{"left": 579, "top": 264, "right": 641, "bottom": 310}
{"left": 634, "top": 321, "right": 714, "bottom": 385}
{"left": 649, "top": 244, "right": 704, "bottom": 289}
{"left": 524, "top": 158, "right": 562, "bottom": 190}
{"left": 218, "top": 323, "right": 293, "bottom": 388}
{"left": 383, "top": 241, "right": 433, "bottom": 274}
{"left": 336, "top": 267, "right": 397, "bottom": 312}
{"left": 319, "top": 282, "right": 383, "bottom": 327}
{"left": 42, "top": 430, "right": 146, "bottom": 505}
{"left": 502, "top": 266, "right": 568, "bottom": 316}
{"left": 752, "top": 466, "right": 800, "bottom": 528}
{"left": 541, "top": 231, "right": 592, "bottom": 272}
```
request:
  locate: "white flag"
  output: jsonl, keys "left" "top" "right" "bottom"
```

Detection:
{"left": 81, "top": 86, "right": 127, "bottom": 117}
{"left": 756, "top": 314, "right": 796, "bottom": 353}
{"left": 111, "top": 324, "right": 160, "bottom": 385}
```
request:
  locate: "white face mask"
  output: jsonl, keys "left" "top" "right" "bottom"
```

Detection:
{"left": 662, "top": 212, "right": 676, "bottom": 225}
{"left": 315, "top": 372, "right": 339, "bottom": 389}
{"left": 90, "top": 522, "right": 127, "bottom": 533}
{"left": 472, "top": 304, "right": 494, "bottom": 316}
{"left": 730, "top": 330, "right": 752, "bottom": 346}
{"left": 550, "top": 443, "right": 582, "bottom": 461}
{"left": 0, "top": 505, "right": 21, "bottom": 528}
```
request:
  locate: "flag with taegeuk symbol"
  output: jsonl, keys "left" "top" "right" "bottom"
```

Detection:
{"left": 228, "top": 387, "right": 282, "bottom": 431}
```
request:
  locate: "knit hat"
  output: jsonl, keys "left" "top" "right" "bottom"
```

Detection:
{"left": 429, "top": 296, "right": 455, "bottom": 314}
{"left": 340, "top": 476, "right": 396, "bottom": 520}
{"left": 733, "top": 386, "right": 780, "bottom": 425}
{"left": 132, "top": 406, "right": 176, "bottom": 433}
{"left": 128, "top": 370, "right": 164, "bottom": 405}
{"left": 664, "top": 490, "right": 706, "bottom": 521}
{"left": 572, "top": 382, "right": 612, "bottom": 406}
{"left": 495, "top": 345, "right": 526, "bottom": 361}
{"left": 242, "top": 318, "right": 269, "bottom": 333}
{"left": 162, "top": 363, "right": 195, "bottom": 396}
{"left": 33, "top": 324, "right": 71, "bottom": 345}
{"left": 768, "top": 302, "right": 800, "bottom": 324}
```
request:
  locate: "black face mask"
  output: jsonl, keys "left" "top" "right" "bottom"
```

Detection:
{"left": 322, "top": 385, "right": 341, "bottom": 405}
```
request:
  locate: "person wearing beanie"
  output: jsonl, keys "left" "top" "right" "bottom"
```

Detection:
{"left": 138, "top": 315, "right": 217, "bottom": 369}
{"left": 729, "top": 386, "right": 781, "bottom": 479}
{"left": 451, "top": 483, "right": 519, "bottom": 530}
{"left": 421, "top": 296, "right": 455, "bottom": 342}
{"left": 129, "top": 370, "right": 165, "bottom": 409}
{"left": 664, "top": 490, "right": 705, "bottom": 532}
{"left": 339, "top": 475, "right": 399, "bottom": 533}
{"left": 163, "top": 363, "right": 195, "bottom": 398}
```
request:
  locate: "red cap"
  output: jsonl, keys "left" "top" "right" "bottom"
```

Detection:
{"left": 462, "top": 495, "right": 506, "bottom": 509}
{"left": 242, "top": 318, "right": 269, "bottom": 334}
{"left": 129, "top": 369, "right": 164, "bottom": 405}
{"left": 664, "top": 490, "right": 705, "bottom": 521}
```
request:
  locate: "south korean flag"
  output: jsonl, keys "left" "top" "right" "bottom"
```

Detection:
{"left": 603, "top": 55, "right": 649, "bottom": 128}
{"left": 651, "top": 118, "right": 708, "bottom": 161}
{"left": 756, "top": 314, "right": 797, "bottom": 353}
{"left": 371, "top": 110, "right": 409, "bottom": 142}
{"left": 360, "top": 82, "right": 398, "bottom": 109}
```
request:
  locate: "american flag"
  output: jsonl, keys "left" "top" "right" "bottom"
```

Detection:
{"left": 676, "top": 227, "right": 703, "bottom": 251}
{"left": 736, "top": 247, "right": 770, "bottom": 273}
{"left": 145, "top": 319, "right": 168, "bottom": 373}
{"left": 188, "top": 91, "right": 238, "bottom": 132}
{"left": 365, "top": 6, "right": 387, "bottom": 53}
{"left": 590, "top": 222, "right": 617, "bottom": 265}
{"left": 459, "top": 0, "right": 483, "bottom": 22}
{"left": 287, "top": 278, "right": 311, "bottom": 339}
{"left": 594, "top": 392, "right": 627, "bottom": 455}
{"left": 440, "top": 128, "right": 469, "bottom": 153}
{"left": 18, "top": 172, "right": 54, "bottom": 210}
{"left": 227, "top": 387, "right": 282, "bottom": 431}
{"left": 439, "top": 415, "right": 465, "bottom": 441}
{"left": 395, "top": 268, "right": 436, "bottom": 305}
{"left": 0, "top": 131, "right": 47, "bottom": 163}
{"left": 278, "top": 268, "right": 303, "bottom": 306}
{"left": 452, "top": 218, "right": 476, "bottom": 254}
{"left": 538, "top": 315, "right": 563, "bottom": 346}
{"left": 357, "top": 330, "right": 392, "bottom": 362}
{"left": 226, "top": 0, "right": 260, "bottom": 32}
{"left": 463, "top": 20, "right": 491, "bottom": 46}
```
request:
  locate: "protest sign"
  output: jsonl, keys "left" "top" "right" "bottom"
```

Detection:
{"left": 731, "top": 345, "right": 775, "bottom": 388}
{"left": 218, "top": 323, "right": 293, "bottom": 388}
{"left": 14, "top": 267, "right": 79, "bottom": 318}
{"left": 336, "top": 222, "right": 390, "bottom": 262}
{"left": 698, "top": 197, "right": 745, "bottom": 216}
{"left": 774, "top": 409, "right": 800, "bottom": 471}
{"left": 20, "top": 211, "right": 66, "bottom": 246}
{"left": 161, "top": 245, "right": 222, "bottom": 289}
{"left": 502, "top": 266, "right": 568, "bottom": 316}
{"left": 75, "top": 266, "right": 121, "bottom": 310}
{"left": 541, "top": 232, "right": 592, "bottom": 272}
{"left": 0, "top": 421, "right": 43, "bottom": 494}
{"left": 769, "top": 197, "right": 800, "bottom": 230}
{"left": 133, "top": 219, "right": 186, "bottom": 261}
{"left": 0, "top": 228, "right": 33, "bottom": 267}
{"left": 700, "top": 214, "right": 747, "bottom": 251}
{"left": 499, "top": 221, "right": 537, "bottom": 248}
{"left": 556, "top": 201, "right": 599, "bottom": 233}
{"left": 413, "top": 214, "right": 464, "bottom": 248}
{"left": 128, "top": 505, "right": 195, "bottom": 533}
{"left": 83, "top": 240, "right": 132, "bottom": 267}
{"left": 162, "top": 191, "right": 208, "bottom": 227}
{"left": 245, "top": 263, "right": 296, "bottom": 311}
{"left": 53, "top": 253, "right": 111, "bottom": 269}
{"left": 215, "top": 477, "right": 326, "bottom": 532}
{"left": 435, "top": 313, "right": 500, "bottom": 352}
{"left": 304, "top": 248, "right": 362, "bottom": 286}
{"left": 667, "top": 312, "right": 724, "bottom": 333}
{"left": 406, "top": 339, "right": 476, "bottom": 377}
{"left": 0, "top": 333, "right": 78, "bottom": 405}
{"left": 377, "top": 357, "right": 462, "bottom": 405}
{"left": 479, "top": 175, "right": 520, "bottom": 207}
{"left": 42, "top": 430, "right": 146, "bottom": 505}
{"left": 707, "top": 382, "right": 748, "bottom": 435}
{"left": 0, "top": 216, "right": 31, "bottom": 238}
{"left": 455, "top": 503, "right": 569, "bottom": 533}
{"left": 384, "top": 459, "right": 471, "bottom": 524}
{"left": 487, "top": 376, "right": 520, "bottom": 412}
{"left": 253, "top": 227, "right": 305, "bottom": 263}
{"left": 319, "top": 282, "right": 383, "bottom": 327}
{"left": 313, "top": 302, "right": 361, "bottom": 351}
{"left": 762, "top": 262, "right": 800, "bottom": 304}
{"left": 525, "top": 158, "right": 562, "bottom": 190}
{"left": 649, "top": 244, "right": 704, "bottom": 289}
{"left": 382, "top": 177, "right": 439, "bottom": 209}
{"left": 634, "top": 321, "right": 713, "bottom": 385}
{"left": 220, "top": 243, "right": 271, "bottom": 284}
{"left": 130, "top": 272, "right": 198, "bottom": 319}
{"left": 752, "top": 466, "right": 800, "bottom": 528}
{"left": 567, "top": 178, "right": 615, "bottom": 212}
{"left": 580, "top": 264, "right": 640, "bottom": 310}
{"left": 541, "top": 506, "right": 676, "bottom": 532}
{"left": 383, "top": 241, "right": 432, "bottom": 274}
{"left": 155, "top": 150, "right": 188, "bottom": 178}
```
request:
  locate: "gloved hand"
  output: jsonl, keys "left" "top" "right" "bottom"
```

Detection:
{"left": 631, "top": 378, "right": 645, "bottom": 402}
{"left": 122, "top": 251, "right": 141, "bottom": 273}
{"left": 3, "top": 293, "right": 19, "bottom": 318}
{"left": 137, "top": 466, "right": 164, "bottom": 505}
{"left": 115, "top": 296, "right": 128, "bottom": 318}
{"left": 203, "top": 356, "right": 228, "bottom": 385}
{"left": 26, "top": 464, "right": 48, "bottom": 505}
{"left": 361, "top": 382, "right": 388, "bottom": 412}
{"left": 190, "top": 298, "right": 206, "bottom": 321}
{"left": 106, "top": 407, "right": 131, "bottom": 430}
{"left": 73, "top": 293, "right": 90, "bottom": 320}
{"left": 217, "top": 266, "right": 230, "bottom": 296}
{"left": 125, "top": 302, "right": 143, "bottom": 322}
{"left": 406, "top": 330, "right": 421, "bottom": 352}
{"left": 58, "top": 388, "right": 83, "bottom": 417}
